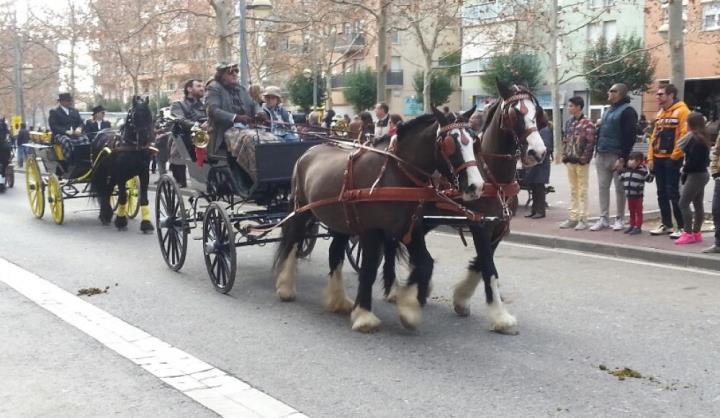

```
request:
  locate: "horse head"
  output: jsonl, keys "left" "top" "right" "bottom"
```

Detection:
{"left": 492, "top": 79, "right": 547, "bottom": 168}
{"left": 432, "top": 106, "right": 484, "bottom": 201}
{"left": 124, "top": 96, "right": 154, "bottom": 146}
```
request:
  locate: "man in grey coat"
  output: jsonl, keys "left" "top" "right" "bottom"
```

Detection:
{"left": 205, "top": 62, "right": 259, "bottom": 158}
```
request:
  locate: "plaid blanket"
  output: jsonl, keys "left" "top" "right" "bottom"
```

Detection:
{"left": 225, "top": 128, "right": 279, "bottom": 182}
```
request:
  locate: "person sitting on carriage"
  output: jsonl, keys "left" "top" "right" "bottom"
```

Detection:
{"left": 48, "top": 93, "right": 86, "bottom": 161}
{"left": 84, "top": 105, "right": 112, "bottom": 141}
{"left": 169, "top": 79, "right": 208, "bottom": 186}
{"left": 0, "top": 121, "right": 11, "bottom": 178}
{"left": 261, "top": 85, "right": 298, "bottom": 143}
{"left": 206, "top": 62, "right": 274, "bottom": 185}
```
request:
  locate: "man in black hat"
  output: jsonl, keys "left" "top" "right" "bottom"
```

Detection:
{"left": 84, "top": 105, "right": 111, "bottom": 141}
{"left": 48, "top": 93, "right": 84, "bottom": 139}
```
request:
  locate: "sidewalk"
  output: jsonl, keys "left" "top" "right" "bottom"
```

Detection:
{"left": 509, "top": 161, "right": 720, "bottom": 271}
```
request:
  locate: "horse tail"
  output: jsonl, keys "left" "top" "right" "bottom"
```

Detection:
{"left": 272, "top": 208, "right": 313, "bottom": 273}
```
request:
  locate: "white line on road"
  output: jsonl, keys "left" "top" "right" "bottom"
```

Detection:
{"left": 431, "top": 231, "right": 720, "bottom": 277}
{"left": 0, "top": 257, "right": 308, "bottom": 418}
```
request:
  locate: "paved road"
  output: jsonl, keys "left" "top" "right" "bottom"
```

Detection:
{"left": 1, "top": 174, "right": 719, "bottom": 417}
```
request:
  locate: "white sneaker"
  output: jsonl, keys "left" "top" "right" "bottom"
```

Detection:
{"left": 559, "top": 220, "right": 578, "bottom": 229}
{"left": 649, "top": 224, "right": 672, "bottom": 236}
{"left": 574, "top": 220, "right": 588, "bottom": 231}
{"left": 589, "top": 218, "right": 609, "bottom": 231}
{"left": 612, "top": 218, "right": 625, "bottom": 231}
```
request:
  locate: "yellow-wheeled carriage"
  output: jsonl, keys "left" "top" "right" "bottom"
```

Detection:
{"left": 22, "top": 133, "right": 140, "bottom": 225}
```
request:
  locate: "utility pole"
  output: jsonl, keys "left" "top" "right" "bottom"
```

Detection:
{"left": 13, "top": 25, "right": 26, "bottom": 121}
{"left": 668, "top": 0, "right": 685, "bottom": 99}
{"left": 549, "top": 0, "right": 562, "bottom": 161}
{"left": 239, "top": 0, "right": 250, "bottom": 86}
{"left": 376, "top": 0, "right": 387, "bottom": 103}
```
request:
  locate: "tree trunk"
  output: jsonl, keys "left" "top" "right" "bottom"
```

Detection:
{"left": 423, "top": 61, "right": 433, "bottom": 113}
{"left": 376, "top": 0, "right": 387, "bottom": 103}
{"left": 210, "top": 0, "right": 233, "bottom": 63}
{"left": 668, "top": 0, "right": 685, "bottom": 99}
{"left": 325, "top": 67, "right": 334, "bottom": 109}
{"left": 549, "top": 0, "right": 562, "bottom": 164}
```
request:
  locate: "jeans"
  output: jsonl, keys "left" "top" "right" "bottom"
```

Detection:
{"left": 712, "top": 179, "right": 720, "bottom": 246}
{"left": 595, "top": 153, "right": 625, "bottom": 221}
{"left": 566, "top": 163, "right": 589, "bottom": 221}
{"left": 16, "top": 145, "right": 25, "bottom": 167}
{"left": 654, "top": 157, "right": 683, "bottom": 229}
{"left": 627, "top": 197, "right": 644, "bottom": 228}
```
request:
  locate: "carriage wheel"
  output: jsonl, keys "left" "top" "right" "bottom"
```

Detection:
{"left": 345, "top": 235, "right": 384, "bottom": 273}
{"left": 203, "top": 202, "right": 236, "bottom": 294}
{"left": 47, "top": 174, "right": 64, "bottom": 225}
{"left": 296, "top": 221, "right": 319, "bottom": 259}
{"left": 155, "top": 175, "right": 188, "bottom": 271}
{"left": 25, "top": 157, "right": 45, "bottom": 219}
{"left": 5, "top": 164, "right": 13, "bottom": 188}
{"left": 126, "top": 176, "right": 140, "bottom": 219}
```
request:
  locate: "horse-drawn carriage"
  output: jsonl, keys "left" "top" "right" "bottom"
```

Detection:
{"left": 154, "top": 124, "right": 330, "bottom": 292}
{"left": 22, "top": 128, "right": 140, "bottom": 224}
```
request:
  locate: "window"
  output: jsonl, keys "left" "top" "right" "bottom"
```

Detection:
{"left": 589, "top": 0, "right": 614, "bottom": 8}
{"left": 167, "top": 82, "right": 175, "bottom": 91}
{"left": 391, "top": 30, "right": 400, "bottom": 44}
{"left": 703, "top": 3, "right": 720, "bottom": 31}
{"left": 587, "top": 22, "right": 602, "bottom": 44}
{"left": 603, "top": 20, "right": 617, "bottom": 42}
{"left": 587, "top": 20, "right": 616, "bottom": 43}
{"left": 391, "top": 56, "right": 402, "bottom": 71}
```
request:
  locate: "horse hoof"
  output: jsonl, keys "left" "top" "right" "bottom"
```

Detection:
{"left": 351, "top": 307, "right": 381, "bottom": 333}
{"left": 325, "top": 296, "right": 354, "bottom": 315}
{"left": 396, "top": 285, "right": 422, "bottom": 330}
{"left": 276, "top": 287, "right": 296, "bottom": 302}
{"left": 454, "top": 304, "right": 470, "bottom": 317}
{"left": 140, "top": 220, "right": 155, "bottom": 233}
{"left": 114, "top": 216, "right": 128, "bottom": 230}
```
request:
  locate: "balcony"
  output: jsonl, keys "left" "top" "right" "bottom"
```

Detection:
{"left": 330, "top": 70, "right": 404, "bottom": 89}
{"left": 333, "top": 33, "right": 366, "bottom": 54}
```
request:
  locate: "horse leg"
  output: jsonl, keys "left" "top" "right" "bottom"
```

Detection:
{"left": 396, "top": 228, "right": 433, "bottom": 330}
{"left": 350, "top": 229, "right": 383, "bottom": 333}
{"left": 323, "top": 232, "right": 354, "bottom": 315}
{"left": 482, "top": 236, "right": 517, "bottom": 333}
{"left": 382, "top": 238, "right": 398, "bottom": 303}
{"left": 273, "top": 212, "right": 312, "bottom": 302}
{"left": 138, "top": 166, "right": 154, "bottom": 233}
{"left": 97, "top": 180, "right": 113, "bottom": 225}
{"left": 114, "top": 179, "right": 128, "bottom": 230}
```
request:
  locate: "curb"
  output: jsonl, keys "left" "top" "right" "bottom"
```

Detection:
{"left": 505, "top": 231, "right": 720, "bottom": 271}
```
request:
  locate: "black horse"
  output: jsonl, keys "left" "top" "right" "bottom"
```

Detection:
{"left": 91, "top": 96, "right": 155, "bottom": 232}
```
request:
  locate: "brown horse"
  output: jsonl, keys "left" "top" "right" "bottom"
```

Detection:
{"left": 273, "top": 107, "right": 485, "bottom": 332}
{"left": 381, "top": 82, "right": 549, "bottom": 333}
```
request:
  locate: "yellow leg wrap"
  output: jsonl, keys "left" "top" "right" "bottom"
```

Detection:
{"left": 141, "top": 205, "right": 150, "bottom": 221}
{"left": 117, "top": 203, "right": 127, "bottom": 217}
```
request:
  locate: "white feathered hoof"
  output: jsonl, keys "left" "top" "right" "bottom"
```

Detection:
{"left": 383, "top": 284, "right": 398, "bottom": 304}
{"left": 276, "top": 286, "right": 296, "bottom": 302}
{"left": 488, "top": 303, "right": 517, "bottom": 332}
{"left": 453, "top": 303, "right": 471, "bottom": 317}
{"left": 275, "top": 247, "right": 297, "bottom": 302}
{"left": 324, "top": 292, "right": 354, "bottom": 315}
{"left": 396, "top": 284, "right": 422, "bottom": 330}
{"left": 351, "top": 307, "right": 381, "bottom": 333}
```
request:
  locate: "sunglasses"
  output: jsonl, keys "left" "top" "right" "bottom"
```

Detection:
{"left": 655, "top": 92, "right": 666, "bottom": 96}
{"left": 226, "top": 67, "right": 239, "bottom": 74}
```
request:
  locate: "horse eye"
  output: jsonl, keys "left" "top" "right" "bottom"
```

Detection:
{"left": 451, "top": 132, "right": 459, "bottom": 139}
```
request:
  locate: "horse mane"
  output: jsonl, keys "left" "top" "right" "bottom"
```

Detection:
{"left": 481, "top": 100, "right": 501, "bottom": 132}
{"left": 396, "top": 113, "right": 436, "bottom": 138}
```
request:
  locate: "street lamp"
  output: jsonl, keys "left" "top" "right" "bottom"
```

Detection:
{"left": 303, "top": 67, "right": 318, "bottom": 109}
{"left": 239, "top": 0, "right": 272, "bottom": 87}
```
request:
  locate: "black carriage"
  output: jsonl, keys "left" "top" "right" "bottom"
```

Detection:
{"left": 22, "top": 131, "right": 140, "bottom": 224}
{"left": 155, "top": 130, "right": 333, "bottom": 293}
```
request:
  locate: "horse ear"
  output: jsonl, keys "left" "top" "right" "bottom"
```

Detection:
{"left": 461, "top": 105, "right": 477, "bottom": 121}
{"left": 432, "top": 107, "right": 447, "bottom": 126}
{"left": 496, "top": 77, "right": 512, "bottom": 100}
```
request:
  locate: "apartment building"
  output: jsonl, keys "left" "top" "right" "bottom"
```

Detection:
{"left": 643, "top": 0, "right": 720, "bottom": 121}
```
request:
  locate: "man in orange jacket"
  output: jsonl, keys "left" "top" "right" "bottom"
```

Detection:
{"left": 647, "top": 84, "right": 689, "bottom": 237}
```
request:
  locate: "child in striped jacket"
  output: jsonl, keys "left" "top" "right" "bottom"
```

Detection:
{"left": 620, "top": 152, "right": 654, "bottom": 235}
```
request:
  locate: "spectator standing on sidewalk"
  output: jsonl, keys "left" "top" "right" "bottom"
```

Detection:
{"left": 559, "top": 96, "right": 596, "bottom": 230}
{"left": 647, "top": 84, "right": 689, "bottom": 238}
{"left": 524, "top": 118, "right": 554, "bottom": 219}
{"left": 675, "top": 112, "right": 711, "bottom": 245}
{"left": 590, "top": 83, "right": 638, "bottom": 232}
{"left": 704, "top": 130, "right": 720, "bottom": 253}
{"left": 620, "top": 152, "right": 653, "bottom": 235}
{"left": 15, "top": 123, "right": 29, "bottom": 168}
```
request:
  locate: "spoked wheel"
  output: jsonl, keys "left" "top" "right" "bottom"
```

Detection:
{"left": 47, "top": 174, "right": 64, "bottom": 225}
{"left": 345, "top": 235, "right": 384, "bottom": 273}
{"left": 203, "top": 202, "right": 236, "bottom": 294}
{"left": 296, "top": 221, "right": 319, "bottom": 259}
{"left": 126, "top": 176, "right": 140, "bottom": 219}
{"left": 155, "top": 176, "right": 188, "bottom": 271}
{"left": 25, "top": 157, "right": 45, "bottom": 219}
{"left": 111, "top": 176, "right": 140, "bottom": 218}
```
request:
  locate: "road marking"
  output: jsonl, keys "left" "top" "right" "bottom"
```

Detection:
{"left": 0, "top": 257, "right": 308, "bottom": 418}
{"left": 431, "top": 231, "right": 720, "bottom": 277}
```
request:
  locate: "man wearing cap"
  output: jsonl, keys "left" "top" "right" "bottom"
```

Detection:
{"left": 84, "top": 105, "right": 111, "bottom": 141}
{"left": 49, "top": 93, "right": 84, "bottom": 139}
{"left": 205, "top": 62, "right": 259, "bottom": 158}
{"left": 261, "top": 85, "right": 298, "bottom": 142}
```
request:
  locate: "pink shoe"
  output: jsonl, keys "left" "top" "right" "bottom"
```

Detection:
{"left": 675, "top": 232, "right": 697, "bottom": 245}
{"left": 694, "top": 232, "right": 703, "bottom": 242}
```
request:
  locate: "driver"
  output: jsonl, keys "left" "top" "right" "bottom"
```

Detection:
{"left": 48, "top": 93, "right": 85, "bottom": 160}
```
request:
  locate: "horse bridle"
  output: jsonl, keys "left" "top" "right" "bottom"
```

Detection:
{"left": 436, "top": 122, "right": 480, "bottom": 189}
